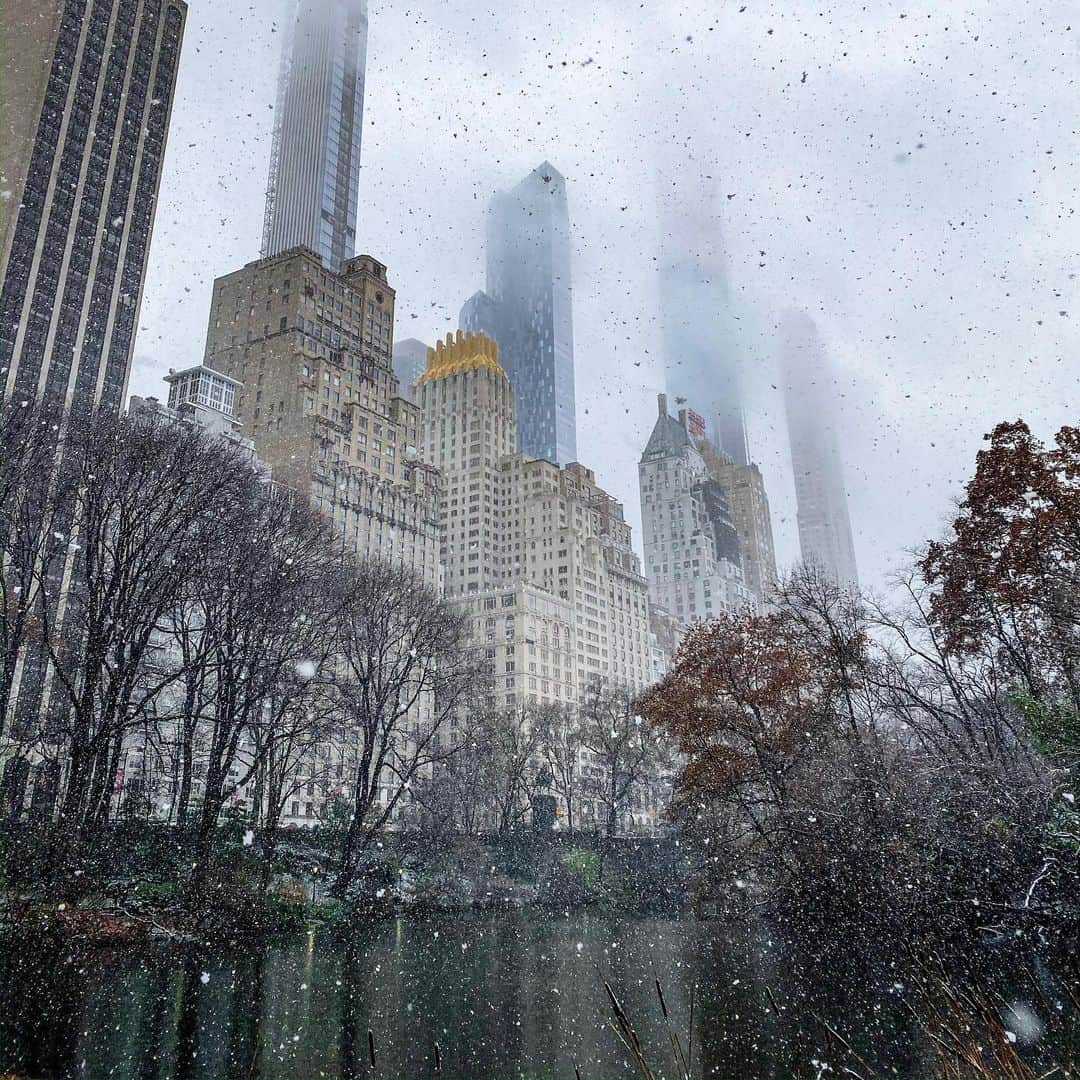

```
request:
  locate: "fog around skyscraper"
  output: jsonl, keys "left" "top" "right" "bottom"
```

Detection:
{"left": 780, "top": 309, "right": 860, "bottom": 589}
{"left": 392, "top": 337, "right": 431, "bottom": 402}
{"left": 657, "top": 173, "right": 749, "bottom": 468}
{"left": 132, "top": 0, "right": 1080, "bottom": 594}
{"left": 461, "top": 163, "right": 577, "bottom": 467}
{"left": 261, "top": 0, "right": 368, "bottom": 268}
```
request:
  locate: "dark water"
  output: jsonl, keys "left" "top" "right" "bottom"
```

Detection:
{"left": 0, "top": 910, "right": 1045, "bottom": 1079}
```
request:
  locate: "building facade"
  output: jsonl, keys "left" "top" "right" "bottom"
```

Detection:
{"left": 416, "top": 331, "right": 514, "bottom": 598}
{"left": 417, "top": 330, "right": 652, "bottom": 710}
{"left": 648, "top": 607, "right": 682, "bottom": 682}
{"left": 780, "top": 309, "right": 859, "bottom": 589}
{"left": 261, "top": 0, "right": 368, "bottom": 269}
{"left": 129, "top": 363, "right": 269, "bottom": 479}
{"left": 460, "top": 162, "right": 577, "bottom": 466}
{"left": 639, "top": 394, "right": 755, "bottom": 629}
{"left": 1, "top": 0, "right": 187, "bottom": 413}
{"left": 418, "top": 330, "right": 660, "bottom": 833}
{"left": 203, "top": 247, "right": 441, "bottom": 585}
{"left": 696, "top": 440, "right": 778, "bottom": 610}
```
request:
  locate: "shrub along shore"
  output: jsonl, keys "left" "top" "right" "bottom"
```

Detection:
{"left": 0, "top": 825, "right": 694, "bottom": 943}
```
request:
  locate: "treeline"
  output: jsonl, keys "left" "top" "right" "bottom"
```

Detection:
{"left": 641, "top": 420, "right": 1080, "bottom": 948}
{"left": 0, "top": 402, "right": 668, "bottom": 909}
{"left": 0, "top": 401, "right": 484, "bottom": 901}
{"left": 9, "top": 399, "right": 1074, "bottom": 944}
{"left": 418, "top": 686, "right": 669, "bottom": 840}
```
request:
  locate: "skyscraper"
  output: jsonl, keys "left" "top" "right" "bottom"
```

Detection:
{"left": 416, "top": 331, "right": 515, "bottom": 599}
{"left": 0, "top": 0, "right": 187, "bottom": 413}
{"left": 657, "top": 177, "right": 749, "bottom": 465}
{"left": 638, "top": 394, "right": 754, "bottom": 628}
{"left": 460, "top": 162, "right": 577, "bottom": 466}
{"left": 262, "top": 0, "right": 368, "bottom": 269}
{"left": 417, "top": 329, "right": 652, "bottom": 702}
{"left": 780, "top": 309, "right": 859, "bottom": 588}
{"left": 391, "top": 337, "right": 430, "bottom": 402}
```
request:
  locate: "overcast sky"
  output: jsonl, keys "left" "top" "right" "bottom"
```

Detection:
{"left": 134, "top": 0, "right": 1080, "bottom": 593}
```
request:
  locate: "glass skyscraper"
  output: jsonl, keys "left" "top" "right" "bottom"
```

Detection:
{"left": 391, "top": 337, "right": 430, "bottom": 402}
{"left": 460, "top": 162, "right": 577, "bottom": 466}
{"left": 262, "top": 0, "right": 368, "bottom": 270}
{"left": 0, "top": 0, "right": 187, "bottom": 414}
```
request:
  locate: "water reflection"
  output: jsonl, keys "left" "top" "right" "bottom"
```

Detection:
{"left": 0, "top": 911, "right": 1029, "bottom": 1079}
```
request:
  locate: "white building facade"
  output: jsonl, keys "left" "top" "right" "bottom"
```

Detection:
{"left": 418, "top": 331, "right": 663, "bottom": 834}
{"left": 639, "top": 394, "right": 754, "bottom": 629}
{"left": 417, "top": 330, "right": 653, "bottom": 710}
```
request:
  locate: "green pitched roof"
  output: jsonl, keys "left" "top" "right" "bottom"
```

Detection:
{"left": 641, "top": 411, "right": 691, "bottom": 463}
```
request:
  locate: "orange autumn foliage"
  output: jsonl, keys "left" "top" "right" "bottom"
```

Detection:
{"left": 638, "top": 612, "right": 832, "bottom": 819}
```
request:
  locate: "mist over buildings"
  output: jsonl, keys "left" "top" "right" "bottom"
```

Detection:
{"left": 656, "top": 171, "right": 750, "bottom": 468}
{"left": 779, "top": 309, "right": 860, "bottom": 589}
{"left": 133, "top": 0, "right": 1080, "bottom": 593}
{"left": 262, "top": 0, "right": 369, "bottom": 269}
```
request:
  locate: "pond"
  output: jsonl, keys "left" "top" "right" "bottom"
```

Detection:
{"left": 0, "top": 910, "right": 1049, "bottom": 1079}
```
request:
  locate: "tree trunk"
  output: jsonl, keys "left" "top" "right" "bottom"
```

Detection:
{"left": 176, "top": 733, "right": 194, "bottom": 830}
{"left": 175, "top": 678, "right": 200, "bottom": 829}
{"left": 335, "top": 805, "right": 366, "bottom": 896}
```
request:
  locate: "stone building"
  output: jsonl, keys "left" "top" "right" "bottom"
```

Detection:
{"left": 639, "top": 394, "right": 755, "bottom": 630}
{"left": 417, "top": 329, "right": 662, "bottom": 833}
{"left": 202, "top": 247, "right": 441, "bottom": 586}
{"left": 131, "top": 364, "right": 267, "bottom": 478}
{"left": 417, "top": 330, "right": 653, "bottom": 710}
{"left": 696, "top": 440, "right": 778, "bottom": 610}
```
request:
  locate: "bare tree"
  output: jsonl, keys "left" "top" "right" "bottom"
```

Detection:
{"left": 418, "top": 702, "right": 565, "bottom": 836}
{"left": 157, "top": 595, "right": 219, "bottom": 830}
{"left": 28, "top": 410, "right": 256, "bottom": 856}
{"left": 413, "top": 707, "right": 500, "bottom": 837}
{"left": 476, "top": 704, "right": 544, "bottom": 834}
{"left": 251, "top": 660, "right": 340, "bottom": 861}
{"left": 330, "top": 560, "right": 478, "bottom": 895}
{"left": 183, "top": 485, "right": 339, "bottom": 901}
{"left": 579, "top": 685, "right": 667, "bottom": 838}
{"left": 536, "top": 703, "right": 582, "bottom": 835}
